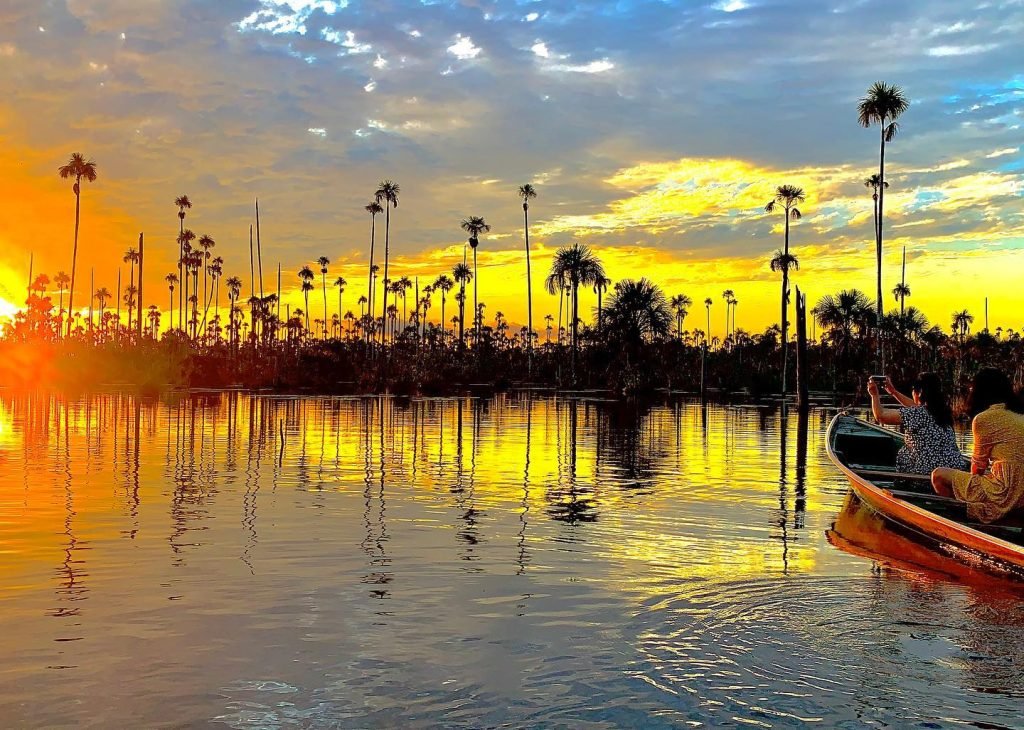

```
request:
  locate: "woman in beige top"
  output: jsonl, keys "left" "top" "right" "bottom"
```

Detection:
{"left": 932, "top": 368, "right": 1024, "bottom": 523}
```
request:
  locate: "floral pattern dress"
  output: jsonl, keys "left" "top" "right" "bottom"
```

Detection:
{"left": 896, "top": 406, "right": 965, "bottom": 475}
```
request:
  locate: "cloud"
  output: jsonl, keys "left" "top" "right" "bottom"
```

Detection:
{"left": 447, "top": 34, "right": 481, "bottom": 60}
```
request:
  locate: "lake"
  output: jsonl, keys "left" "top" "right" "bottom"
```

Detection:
{"left": 1, "top": 392, "right": 1023, "bottom": 728}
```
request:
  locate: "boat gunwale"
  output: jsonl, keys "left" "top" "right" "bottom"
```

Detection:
{"left": 825, "top": 412, "right": 1024, "bottom": 568}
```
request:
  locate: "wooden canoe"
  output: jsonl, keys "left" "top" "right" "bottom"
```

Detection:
{"left": 826, "top": 412, "right": 1024, "bottom": 576}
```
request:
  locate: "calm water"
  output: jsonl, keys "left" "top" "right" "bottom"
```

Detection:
{"left": 1, "top": 393, "right": 1023, "bottom": 729}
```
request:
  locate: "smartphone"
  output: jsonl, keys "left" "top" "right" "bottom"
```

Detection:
{"left": 869, "top": 375, "right": 887, "bottom": 385}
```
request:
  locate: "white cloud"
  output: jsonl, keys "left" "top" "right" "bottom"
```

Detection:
{"left": 531, "top": 42, "right": 550, "bottom": 58}
{"left": 447, "top": 34, "right": 481, "bottom": 60}
{"left": 307, "top": 127, "right": 327, "bottom": 137}
{"left": 322, "top": 28, "right": 371, "bottom": 54}
{"left": 525, "top": 12, "right": 539, "bottom": 22}
{"left": 548, "top": 59, "right": 615, "bottom": 74}
{"left": 364, "top": 80, "right": 377, "bottom": 92}
{"left": 927, "top": 43, "right": 998, "bottom": 57}
{"left": 239, "top": 0, "right": 345, "bottom": 35}
{"left": 986, "top": 147, "right": 1019, "bottom": 159}
{"left": 716, "top": 0, "right": 749, "bottom": 11}
{"left": 408, "top": 29, "right": 422, "bottom": 38}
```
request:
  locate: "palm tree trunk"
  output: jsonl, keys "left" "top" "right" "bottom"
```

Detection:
{"left": 473, "top": 248, "right": 479, "bottom": 346}
{"left": 322, "top": 273, "right": 328, "bottom": 341}
{"left": 525, "top": 205, "right": 533, "bottom": 360}
{"left": 381, "top": 206, "right": 390, "bottom": 345}
{"left": 781, "top": 210, "right": 790, "bottom": 395}
{"left": 66, "top": 186, "right": 81, "bottom": 338}
{"left": 178, "top": 214, "right": 184, "bottom": 331}
{"left": 571, "top": 279, "right": 579, "bottom": 377}
{"left": 169, "top": 288, "right": 173, "bottom": 333}
{"left": 367, "top": 214, "right": 375, "bottom": 343}
{"left": 877, "top": 123, "right": 886, "bottom": 370}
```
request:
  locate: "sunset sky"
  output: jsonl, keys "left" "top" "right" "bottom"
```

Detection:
{"left": 0, "top": 0, "right": 1021, "bottom": 335}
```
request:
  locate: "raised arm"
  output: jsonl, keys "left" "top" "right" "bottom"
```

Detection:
{"left": 884, "top": 377, "right": 916, "bottom": 408}
{"left": 868, "top": 378, "right": 902, "bottom": 426}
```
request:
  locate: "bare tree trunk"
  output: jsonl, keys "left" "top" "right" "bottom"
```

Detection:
{"left": 67, "top": 186, "right": 81, "bottom": 338}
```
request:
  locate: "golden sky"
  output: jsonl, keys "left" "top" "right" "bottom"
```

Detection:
{"left": 0, "top": 0, "right": 1022, "bottom": 335}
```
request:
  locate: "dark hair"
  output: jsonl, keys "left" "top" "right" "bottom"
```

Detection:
{"left": 967, "top": 368, "right": 1024, "bottom": 418}
{"left": 912, "top": 372, "right": 953, "bottom": 427}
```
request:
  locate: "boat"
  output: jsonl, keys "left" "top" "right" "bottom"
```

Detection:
{"left": 826, "top": 412, "right": 1024, "bottom": 576}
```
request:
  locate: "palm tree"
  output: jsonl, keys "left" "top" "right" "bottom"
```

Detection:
{"left": 364, "top": 201, "right": 383, "bottom": 336}
{"left": 177, "top": 228, "right": 196, "bottom": 331}
{"left": 358, "top": 294, "right": 367, "bottom": 319}
{"left": 398, "top": 275, "right": 412, "bottom": 329}
{"left": 704, "top": 297, "right": 713, "bottom": 345}
{"left": 891, "top": 245, "right": 910, "bottom": 316}
{"left": 670, "top": 294, "right": 692, "bottom": 341}
{"left": 604, "top": 278, "right": 673, "bottom": 346}
{"left": 863, "top": 173, "right": 889, "bottom": 248}
{"left": 814, "top": 289, "right": 875, "bottom": 362}
{"left": 433, "top": 275, "right": 454, "bottom": 341}
{"left": 765, "top": 184, "right": 805, "bottom": 394}
{"left": 94, "top": 287, "right": 111, "bottom": 330}
{"left": 123, "top": 284, "right": 137, "bottom": 332}
{"left": 461, "top": 216, "right": 491, "bottom": 343}
{"left": 453, "top": 262, "right": 473, "bottom": 345}
{"left": 197, "top": 234, "right": 215, "bottom": 319}
{"left": 226, "top": 276, "right": 242, "bottom": 346}
{"left": 952, "top": 309, "right": 974, "bottom": 342}
{"left": 54, "top": 271, "right": 70, "bottom": 336}
{"left": 174, "top": 195, "right": 192, "bottom": 327}
{"left": 594, "top": 275, "right": 611, "bottom": 330}
{"left": 374, "top": 181, "right": 400, "bottom": 343}
{"left": 317, "top": 256, "right": 330, "bottom": 340}
{"left": 721, "top": 289, "right": 734, "bottom": 337}
{"left": 519, "top": 184, "right": 538, "bottom": 353}
{"left": 147, "top": 304, "right": 161, "bottom": 338}
{"left": 545, "top": 314, "right": 554, "bottom": 343}
{"left": 858, "top": 82, "right": 910, "bottom": 342}
{"left": 165, "top": 273, "right": 178, "bottom": 330}
{"left": 545, "top": 243, "right": 605, "bottom": 373}
{"left": 298, "top": 266, "right": 315, "bottom": 332}
{"left": 334, "top": 276, "right": 347, "bottom": 334}
{"left": 58, "top": 153, "right": 98, "bottom": 337}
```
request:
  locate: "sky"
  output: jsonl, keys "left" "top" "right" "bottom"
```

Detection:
{"left": 0, "top": 0, "right": 1022, "bottom": 336}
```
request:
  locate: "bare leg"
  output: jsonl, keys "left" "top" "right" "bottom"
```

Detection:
{"left": 931, "top": 468, "right": 957, "bottom": 498}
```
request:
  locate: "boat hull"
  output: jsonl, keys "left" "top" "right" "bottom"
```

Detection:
{"left": 826, "top": 413, "right": 1024, "bottom": 574}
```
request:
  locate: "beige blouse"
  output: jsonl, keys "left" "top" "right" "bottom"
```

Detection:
{"left": 952, "top": 404, "right": 1024, "bottom": 523}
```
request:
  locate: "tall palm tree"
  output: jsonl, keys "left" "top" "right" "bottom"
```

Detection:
{"left": 704, "top": 297, "right": 712, "bottom": 345}
{"left": 174, "top": 195, "right": 192, "bottom": 328}
{"left": 123, "top": 247, "right": 139, "bottom": 292}
{"left": 298, "top": 265, "right": 315, "bottom": 332}
{"left": 317, "top": 256, "right": 330, "bottom": 340}
{"left": 226, "top": 276, "right": 242, "bottom": 346}
{"left": 177, "top": 228, "right": 196, "bottom": 331}
{"left": 892, "top": 245, "right": 910, "bottom": 315}
{"left": 452, "top": 263, "right": 472, "bottom": 345}
{"left": 398, "top": 276, "right": 412, "bottom": 329}
{"left": 197, "top": 234, "right": 215, "bottom": 322}
{"left": 545, "top": 314, "right": 554, "bottom": 343}
{"left": 147, "top": 304, "right": 161, "bottom": 337}
{"left": 594, "top": 275, "right": 611, "bottom": 331}
{"left": 765, "top": 184, "right": 805, "bottom": 394}
{"left": 54, "top": 271, "right": 70, "bottom": 336}
{"left": 374, "top": 180, "right": 400, "bottom": 344}
{"left": 670, "top": 294, "right": 692, "bottom": 341}
{"left": 461, "top": 215, "right": 491, "bottom": 344}
{"left": 364, "top": 201, "right": 383, "bottom": 336}
{"left": 545, "top": 243, "right": 605, "bottom": 373}
{"left": 858, "top": 82, "right": 910, "bottom": 343}
{"left": 58, "top": 153, "right": 98, "bottom": 337}
{"left": 519, "top": 184, "right": 538, "bottom": 354}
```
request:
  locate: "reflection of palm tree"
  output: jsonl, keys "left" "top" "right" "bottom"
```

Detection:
{"left": 765, "top": 184, "right": 805, "bottom": 394}
{"left": 58, "top": 152, "right": 98, "bottom": 338}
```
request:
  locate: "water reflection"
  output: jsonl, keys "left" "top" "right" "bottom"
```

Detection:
{"left": 1, "top": 392, "right": 1024, "bottom": 727}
